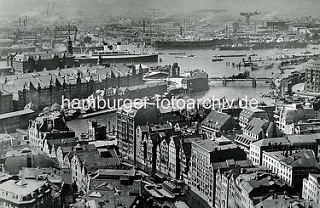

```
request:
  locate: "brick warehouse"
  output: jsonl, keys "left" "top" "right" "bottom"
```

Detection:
{"left": 7, "top": 51, "right": 75, "bottom": 74}
{"left": 0, "top": 65, "right": 143, "bottom": 112}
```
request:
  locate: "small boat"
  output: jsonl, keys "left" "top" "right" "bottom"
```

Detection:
{"left": 212, "top": 57, "right": 223, "bottom": 62}
{"left": 155, "top": 185, "right": 175, "bottom": 199}
{"left": 144, "top": 185, "right": 164, "bottom": 198}
{"left": 187, "top": 54, "right": 196, "bottom": 58}
{"left": 216, "top": 54, "right": 247, "bottom": 57}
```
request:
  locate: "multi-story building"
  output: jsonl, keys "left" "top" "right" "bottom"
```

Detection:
{"left": 189, "top": 136, "right": 247, "bottom": 207}
{"left": 0, "top": 108, "right": 36, "bottom": 133}
{"left": 235, "top": 118, "right": 280, "bottom": 153}
{"left": 274, "top": 103, "right": 316, "bottom": 134}
{"left": 249, "top": 137, "right": 290, "bottom": 166}
{"left": 305, "top": 59, "right": 320, "bottom": 93}
{"left": 0, "top": 134, "right": 19, "bottom": 172}
{"left": 117, "top": 102, "right": 161, "bottom": 164}
{"left": 28, "top": 112, "right": 75, "bottom": 149}
{"left": 0, "top": 179, "right": 58, "bottom": 208}
{"left": 181, "top": 70, "right": 209, "bottom": 92}
{"left": 10, "top": 51, "right": 75, "bottom": 73}
{"left": 231, "top": 172, "right": 295, "bottom": 208}
{"left": 302, "top": 172, "right": 320, "bottom": 207}
{"left": 42, "top": 137, "right": 78, "bottom": 159}
{"left": 250, "top": 133, "right": 320, "bottom": 166}
{"left": 70, "top": 144, "right": 120, "bottom": 193}
{"left": 215, "top": 166, "right": 269, "bottom": 208}
{"left": 179, "top": 136, "right": 203, "bottom": 181}
{"left": 168, "top": 135, "right": 181, "bottom": 179}
{"left": 262, "top": 149, "right": 320, "bottom": 193}
{"left": 1, "top": 65, "right": 143, "bottom": 112}
{"left": 156, "top": 135, "right": 171, "bottom": 176}
{"left": 238, "top": 108, "right": 269, "bottom": 128}
{"left": 4, "top": 146, "right": 56, "bottom": 175}
{"left": 201, "top": 110, "right": 237, "bottom": 139}
{"left": 136, "top": 122, "right": 202, "bottom": 179}
{"left": 87, "top": 121, "right": 107, "bottom": 141}
{"left": 0, "top": 89, "right": 13, "bottom": 114}
{"left": 93, "top": 81, "right": 167, "bottom": 110}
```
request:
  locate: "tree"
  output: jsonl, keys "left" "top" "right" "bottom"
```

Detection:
{"left": 43, "top": 107, "right": 50, "bottom": 115}
{"left": 51, "top": 103, "right": 61, "bottom": 112}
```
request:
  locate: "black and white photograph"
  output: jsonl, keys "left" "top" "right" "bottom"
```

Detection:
{"left": 0, "top": 0, "right": 320, "bottom": 207}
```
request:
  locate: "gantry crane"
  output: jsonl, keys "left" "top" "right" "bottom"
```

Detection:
{"left": 240, "top": 11, "right": 260, "bottom": 25}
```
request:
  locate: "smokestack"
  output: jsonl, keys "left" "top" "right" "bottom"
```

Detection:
{"left": 225, "top": 25, "right": 229, "bottom": 38}
{"left": 180, "top": 27, "right": 183, "bottom": 36}
{"left": 150, "top": 25, "right": 152, "bottom": 37}
{"left": 25, "top": 16, "right": 27, "bottom": 26}
{"left": 19, "top": 17, "right": 21, "bottom": 26}
{"left": 47, "top": 1, "right": 49, "bottom": 16}
{"left": 143, "top": 20, "right": 145, "bottom": 32}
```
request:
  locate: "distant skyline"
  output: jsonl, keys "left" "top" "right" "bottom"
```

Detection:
{"left": 0, "top": 0, "right": 319, "bottom": 19}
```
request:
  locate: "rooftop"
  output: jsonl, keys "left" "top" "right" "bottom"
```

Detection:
{"left": 281, "top": 149, "right": 320, "bottom": 168}
{"left": 0, "top": 179, "right": 47, "bottom": 196}
{"left": 202, "top": 111, "right": 231, "bottom": 128}
{"left": 0, "top": 108, "right": 34, "bottom": 120}
{"left": 251, "top": 137, "right": 290, "bottom": 147}
{"left": 193, "top": 138, "right": 237, "bottom": 152}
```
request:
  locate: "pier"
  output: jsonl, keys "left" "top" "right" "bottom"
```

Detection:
{"left": 209, "top": 77, "right": 273, "bottom": 87}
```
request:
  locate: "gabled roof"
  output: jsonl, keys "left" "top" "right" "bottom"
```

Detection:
{"left": 244, "top": 118, "right": 269, "bottom": 135}
{"left": 202, "top": 111, "right": 232, "bottom": 129}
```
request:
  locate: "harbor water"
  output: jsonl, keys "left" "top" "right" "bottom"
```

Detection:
{"left": 36, "top": 46, "right": 320, "bottom": 134}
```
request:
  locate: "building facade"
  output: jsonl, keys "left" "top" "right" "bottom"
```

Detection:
{"left": 189, "top": 137, "right": 247, "bottom": 207}
{"left": 302, "top": 172, "right": 320, "bottom": 207}
{"left": 10, "top": 51, "right": 75, "bottom": 73}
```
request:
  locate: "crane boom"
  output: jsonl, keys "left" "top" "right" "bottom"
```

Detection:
{"left": 240, "top": 11, "right": 260, "bottom": 24}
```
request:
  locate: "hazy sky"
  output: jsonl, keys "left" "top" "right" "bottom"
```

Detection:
{"left": 0, "top": 0, "right": 319, "bottom": 18}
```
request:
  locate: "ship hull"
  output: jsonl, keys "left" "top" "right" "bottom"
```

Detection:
{"left": 154, "top": 39, "right": 233, "bottom": 48}
{"left": 75, "top": 53, "right": 158, "bottom": 64}
{"left": 252, "top": 41, "right": 307, "bottom": 50}
{"left": 218, "top": 46, "right": 251, "bottom": 51}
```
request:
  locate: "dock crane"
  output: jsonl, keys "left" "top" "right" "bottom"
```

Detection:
{"left": 240, "top": 11, "right": 260, "bottom": 25}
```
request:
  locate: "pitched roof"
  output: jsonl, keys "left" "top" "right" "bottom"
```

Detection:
{"left": 251, "top": 137, "right": 289, "bottom": 147}
{"left": 202, "top": 111, "right": 232, "bottom": 129}
{"left": 244, "top": 118, "right": 270, "bottom": 135}
{"left": 281, "top": 149, "right": 320, "bottom": 168}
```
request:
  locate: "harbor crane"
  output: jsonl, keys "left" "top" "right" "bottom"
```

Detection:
{"left": 240, "top": 11, "right": 260, "bottom": 25}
